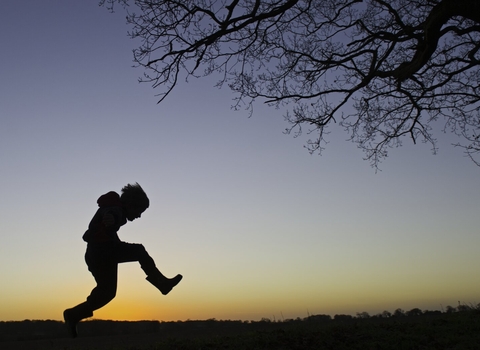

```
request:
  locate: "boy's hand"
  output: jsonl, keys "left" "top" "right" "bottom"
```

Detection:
{"left": 102, "top": 213, "right": 115, "bottom": 227}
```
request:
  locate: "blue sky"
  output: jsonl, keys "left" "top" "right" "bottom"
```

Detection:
{"left": 0, "top": 0, "right": 479, "bottom": 322}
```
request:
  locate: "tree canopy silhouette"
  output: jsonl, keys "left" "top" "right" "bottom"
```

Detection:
{"left": 101, "top": 0, "right": 480, "bottom": 167}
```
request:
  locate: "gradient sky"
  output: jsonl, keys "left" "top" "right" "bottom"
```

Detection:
{"left": 1, "top": 0, "right": 479, "bottom": 322}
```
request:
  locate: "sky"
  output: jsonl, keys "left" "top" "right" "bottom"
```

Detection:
{"left": 1, "top": 0, "right": 479, "bottom": 323}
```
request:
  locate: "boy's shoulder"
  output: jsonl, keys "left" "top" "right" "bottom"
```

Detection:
{"left": 97, "top": 191, "right": 123, "bottom": 208}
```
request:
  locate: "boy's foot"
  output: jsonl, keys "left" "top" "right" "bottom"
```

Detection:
{"left": 63, "top": 302, "right": 93, "bottom": 338}
{"left": 162, "top": 274, "right": 183, "bottom": 295}
{"left": 146, "top": 274, "right": 183, "bottom": 295}
{"left": 63, "top": 308, "right": 79, "bottom": 338}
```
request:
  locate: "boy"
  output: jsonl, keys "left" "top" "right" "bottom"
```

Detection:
{"left": 63, "top": 183, "right": 182, "bottom": 338}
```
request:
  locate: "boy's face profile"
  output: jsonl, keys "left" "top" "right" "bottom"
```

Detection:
{"left": 126, "top": 206, "right": 146, "bottom": 221}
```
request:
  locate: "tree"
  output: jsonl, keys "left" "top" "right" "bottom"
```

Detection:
{"left": 333, "top": 314, "right": 353, "bottom": 321}
{"left": 406, "top": 307, "right": 423, "bottom": 316}
{"left": 356, "top": 311, "right": 370, "bottom": 319}
{"left": 101, "top": 0, "right": 480, "bottom": 167}
{"left": 393, "top": 308, "right": 405, "bottom": 317}
{"left": 380, "top": 310, "right": 392, "bottom": 318}
{"left": 445, "top": 305, "right": 456, "bottom": 313}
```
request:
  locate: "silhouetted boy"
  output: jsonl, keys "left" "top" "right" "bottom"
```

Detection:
{"left": 63, "top": 183, "right": 182, "bottom": 337}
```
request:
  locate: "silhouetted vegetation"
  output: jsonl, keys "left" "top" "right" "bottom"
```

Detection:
{"left": 1, "top": 303, "right": 480, "bottom": 349}
{"left": 101, "top": 0, "right": 480, "bottom": 167}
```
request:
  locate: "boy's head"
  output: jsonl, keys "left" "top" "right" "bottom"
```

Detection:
{"left": 121, "top": 183, "right": 149, "bottom": 221}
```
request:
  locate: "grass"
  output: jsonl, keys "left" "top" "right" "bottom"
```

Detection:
{"left": 2, "top": 307, "right": 480, "bottom": 349}
{"left": 111, "top": 310, "right": 480, "bottom": 350}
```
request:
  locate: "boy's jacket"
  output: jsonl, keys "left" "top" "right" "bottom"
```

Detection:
{"left": 82, "top": 192, "right": 127, "bottom": 243}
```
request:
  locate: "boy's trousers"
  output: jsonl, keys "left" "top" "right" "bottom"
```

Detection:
{"left": 85, "top": 241, "right": 157, "bottom": 310}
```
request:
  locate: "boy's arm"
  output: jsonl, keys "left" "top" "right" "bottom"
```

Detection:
{"left": 101, "top": 207, "right": 125, "bottom": 228}
{"left": 102, "top": 212, "right": 115, "bottom": 227}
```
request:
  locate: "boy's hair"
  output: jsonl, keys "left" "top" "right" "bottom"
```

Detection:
{"left": 121, "top": 183, "right": 149, "bottom": 210}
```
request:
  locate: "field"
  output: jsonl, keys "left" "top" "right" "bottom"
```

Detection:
{"left": 1, "top": 309, "right": 479, "bottom": 350}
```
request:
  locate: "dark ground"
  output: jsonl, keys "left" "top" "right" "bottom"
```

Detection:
{"left": 1, "top": 310, "right": 479, "bottom": 349}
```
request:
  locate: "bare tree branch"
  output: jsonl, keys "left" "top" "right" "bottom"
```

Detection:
{"left": 100, "top": 0, "right": 480, "bottom": 167}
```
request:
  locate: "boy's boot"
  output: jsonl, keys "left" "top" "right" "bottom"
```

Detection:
{"left": 63, "top": 302, "right": 93, "bottom": 338}
{"left": 146, "top": 270, "right": 183, "bottom": 295}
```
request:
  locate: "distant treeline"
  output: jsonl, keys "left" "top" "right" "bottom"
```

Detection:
{"left": 250, "top": 302, "right": 478, "bottom": 323}
{"left": 1, "top": 303, "right": 477, "bottom": 342}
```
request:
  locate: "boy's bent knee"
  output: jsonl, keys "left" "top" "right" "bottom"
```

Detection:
{"left": 136, "top": 243, "right": 147, "bottom": 252}
{"left": 120, "top": 242, "right": 148, "bottom": 256}
{"left": 134, "top": 244, "right": 152, "bottom": 259}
